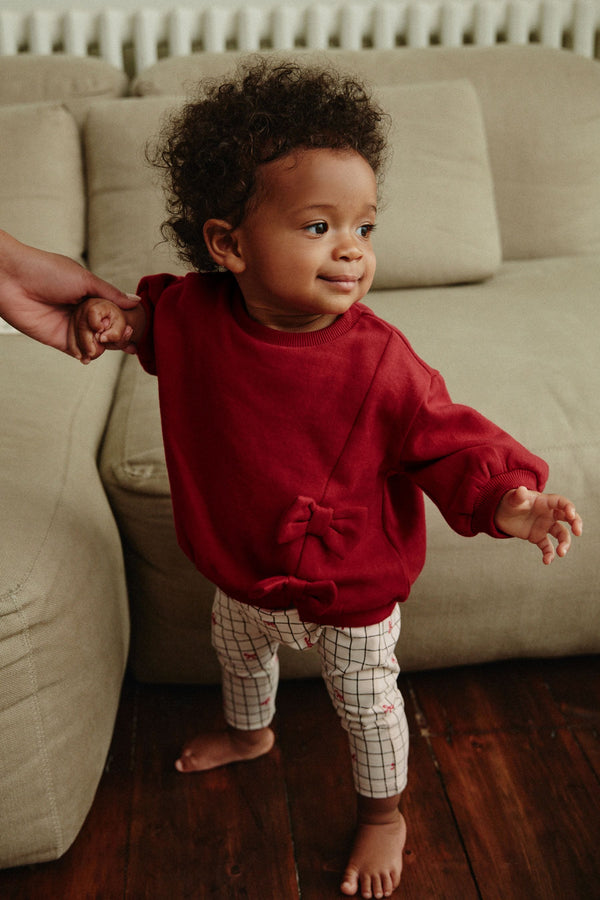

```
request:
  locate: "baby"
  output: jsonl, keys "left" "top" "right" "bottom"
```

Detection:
{"left": 67, "top": 60, "right": 581, "bottom": 899}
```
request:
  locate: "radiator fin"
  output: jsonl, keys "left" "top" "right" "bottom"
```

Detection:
{"left": 0, "top": 2, "right": 598, "bottom": 74}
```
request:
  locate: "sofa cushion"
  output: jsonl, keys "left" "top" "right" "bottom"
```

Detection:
{"left": 0, "top": 340, "right": 129, "bottom": 866}
{"left": 0, "top": 55, "right": 128, "bottom": 124}
{"left": 0, "top": 55, "right": 128, "bottom": 334}
{"left": 85, "top": 96, "right": 189, "bottom": 293}
{"left": 372, "top": 80, "right": 500, "bottom": 288}
{"left": 98, "top": 354, "right": 219, "bottom": 683}
{"left": 133, "top": 45, "right": 600, "bottom": 262}
{"left": 368, "top": 255, "right": 600, "bottom": 669}
{"left": 0, "top": 103, "right": 85, "bottom": 261}
{"left": 85, "top": 82, "right": 500, "bottom": 292}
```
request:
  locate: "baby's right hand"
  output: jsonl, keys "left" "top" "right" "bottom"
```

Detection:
{"left": 68, "top": 298, "right": 134, "bottom": 364}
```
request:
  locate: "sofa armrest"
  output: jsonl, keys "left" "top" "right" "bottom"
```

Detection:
{"left": 0, "top": 338, "right": 129, "bottom": 867}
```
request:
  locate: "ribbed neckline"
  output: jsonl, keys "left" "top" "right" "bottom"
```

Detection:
{"left": 231, "top": 289, "right": 364, "bottom": 347}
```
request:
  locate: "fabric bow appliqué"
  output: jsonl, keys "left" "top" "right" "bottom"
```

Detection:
{"left": 277, "top": 496, "right": 367, "bottom": 559}
{"left": 249, "top": 575, "right": 338, "bottom": 620}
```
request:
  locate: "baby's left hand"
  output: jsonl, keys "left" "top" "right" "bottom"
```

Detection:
{"left": 495, "top": 486, "right": 583, "bottom": 565}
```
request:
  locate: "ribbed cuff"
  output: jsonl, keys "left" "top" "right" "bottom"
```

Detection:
{"left": 472, "top": 469, "right": 541, "bottom": 538}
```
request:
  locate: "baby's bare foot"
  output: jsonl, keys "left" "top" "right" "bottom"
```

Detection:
{"left": 340, "top": 810, "right": 406, "bottom": 899}
{"left": 175, "top": 726, "right": 275, "bottom": 772}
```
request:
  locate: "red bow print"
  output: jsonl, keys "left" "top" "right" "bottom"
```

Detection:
{"left": 277, "top": 496, "right": 367, "bottom": 559}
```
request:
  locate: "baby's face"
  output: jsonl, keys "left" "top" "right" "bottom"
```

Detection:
{"left": 231, "top": 148, "right": 377, "bottom": 332}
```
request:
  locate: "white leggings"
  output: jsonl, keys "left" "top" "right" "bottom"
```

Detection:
{"left": 211, "top": 589, "right": 409, "bottom": 798}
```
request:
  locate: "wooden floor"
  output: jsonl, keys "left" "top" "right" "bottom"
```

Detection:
{"left": 1, "top": 655, "right": 599, "bottom": 899}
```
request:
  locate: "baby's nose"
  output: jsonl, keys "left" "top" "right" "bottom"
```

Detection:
{"left": 335, "top": 238, "right": 362, "bottom": 260}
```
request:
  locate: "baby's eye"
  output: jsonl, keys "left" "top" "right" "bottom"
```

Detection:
{"left": 306, "top": 222, "right": 328, "bottom": 235}
{"left": 357, "top": 223, "right": 375, "bottom": 239}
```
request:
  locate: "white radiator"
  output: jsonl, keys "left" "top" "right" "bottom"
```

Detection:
{"left": 1, "top": 1, "right": 599, "bottom": 74}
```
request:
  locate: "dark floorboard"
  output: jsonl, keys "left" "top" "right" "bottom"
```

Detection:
{"left": 1, "top": 655, "right": 599, "bottom": 899}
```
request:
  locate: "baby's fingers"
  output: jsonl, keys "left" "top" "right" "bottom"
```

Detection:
{"left": 68, "top": 310, "right": 103, "bottom": 362}
{"left": 537, "top": 523, "right": 570, "bottom": 565}
{"left": 75, "top": 299, "right": 129, "bottom": 363}
{"left": 537, "top": 534, "right": 556, "bottom": 566}
{"left": 98, "top": 323, "right": 133, "bottom": 349}
{"left": 550, "top": 520, "right": 572, "bottom": 560}
{"left": 87, "top": 303, "right": 119, "bottom": 340}
{"left": 66, "top": 314, "right": 84, "bottom": 361}
{"left": 541, "top": 514, "right": 581, "bottom": 565}
{"left": 554, "top": 500, "right": 583, "bottom": 537}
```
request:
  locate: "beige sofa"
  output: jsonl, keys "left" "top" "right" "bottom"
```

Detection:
{"left": 1, "top": 45, "right": 598, "bottom": 868}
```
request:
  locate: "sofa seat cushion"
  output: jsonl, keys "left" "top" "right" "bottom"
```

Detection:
{"left": 0, "top": 340, "right": 129, "bottom": 866}
{"left": 368, "top": 255, "right": 600, "bottom": 669}
{"left": 100, "top": 255, "right": 600, "bottom": 682}
{"left": 98, "top": 352, "right": 219, "bottom": 683}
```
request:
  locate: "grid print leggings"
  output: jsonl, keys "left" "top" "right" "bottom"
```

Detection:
{"left": 211, "top": 589, "right": 409, "bottom": 798}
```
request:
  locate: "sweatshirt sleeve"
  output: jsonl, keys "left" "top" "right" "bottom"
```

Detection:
{"left": 400, "top": 370, "right": 549, "bottom": 538}
{"left": 135, "top": 273, "right": 183, "bottom": 375}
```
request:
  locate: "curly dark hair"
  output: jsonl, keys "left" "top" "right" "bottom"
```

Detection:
{"left": 150, "top": 56, "right": 390, "bottom": 272}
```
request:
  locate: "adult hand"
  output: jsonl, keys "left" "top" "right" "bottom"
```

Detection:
{"left": 0, "top": 230, "right": 139, "bottom": 360}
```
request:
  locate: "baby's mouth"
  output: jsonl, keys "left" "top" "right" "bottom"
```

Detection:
{"left": 319, "top": 274, "right": 361, "bottom": 288}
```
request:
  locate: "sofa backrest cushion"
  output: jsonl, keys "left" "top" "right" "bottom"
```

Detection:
{"left": 85, "top": 81, "right": 500, "bottom": 292}
{"left": 373, "top": 80, "right": 500, "bottom": 289}
{"left": 0, "top": 55, "right": 128, "bottom": 124}
{"left": 133, "top": 45, "right": 600, "bottom": 262}
{"left": 85, "top": 96, "right": 189, "bottom": 293}
{"left": 0, "top": 103, "right": 85, "bottom": 261}
{"left": 0, "top": 55, "right": 127, "bottom": 333}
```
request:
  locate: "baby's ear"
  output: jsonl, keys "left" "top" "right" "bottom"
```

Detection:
{"left": 203, "top": 219, "right": 245, "bottom": 273}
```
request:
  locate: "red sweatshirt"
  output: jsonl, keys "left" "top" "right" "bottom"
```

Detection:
{"left": 136, "top": 271, "right": 548, "bottom": 626}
